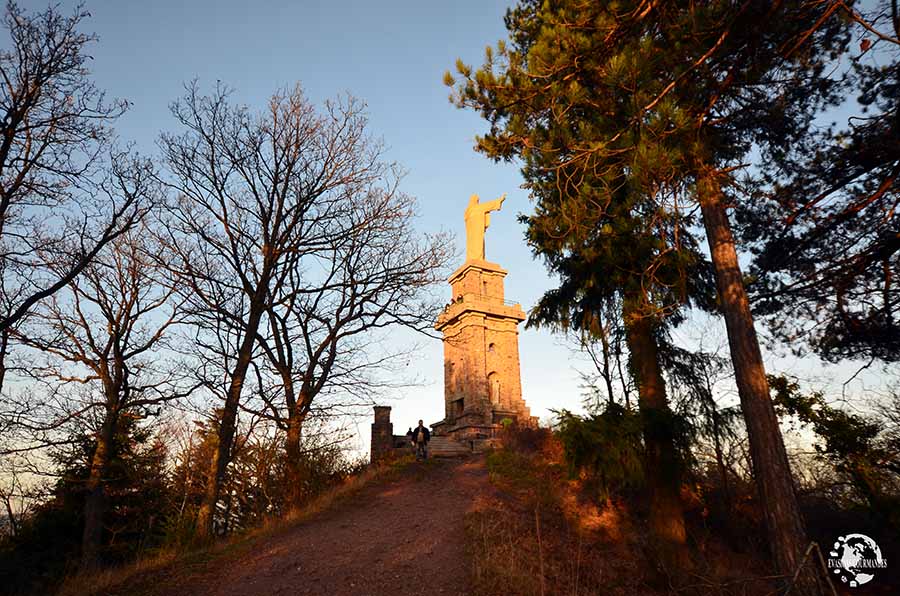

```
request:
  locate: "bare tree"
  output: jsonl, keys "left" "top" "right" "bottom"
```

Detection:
{"left": 14, "top": 220, "right": 184, "bottom": 570}
{"left": 0, "top": 457, "right": 41, "bottom": 538}
{"left": 157, "top": 82, "right": 439, "bottom": 536}
{"left": 254, "top": 189, "right": 449, "bottom": 508}
{"left": 575, "top": 298, "right": 634, "bottom": 411}
{"left": 0, "top": 3, "right": 146, "bottom": 341}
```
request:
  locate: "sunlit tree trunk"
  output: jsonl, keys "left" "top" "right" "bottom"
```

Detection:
{"left": 196, "top": 303, "right": 265, "bottom": 537}
{"left": 847, "top": 456, "right": 899, "bottom": 528}
{"left": 698, "top": 170, "right": 817, "bottom": 592}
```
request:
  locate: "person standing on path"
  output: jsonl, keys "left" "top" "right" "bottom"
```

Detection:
{"left": 413, "top": 420, "right": 430, "bottom": 460}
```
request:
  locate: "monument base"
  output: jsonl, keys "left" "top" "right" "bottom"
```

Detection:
{"left": 431, "top": 409, "right": 538, "bottom": 452}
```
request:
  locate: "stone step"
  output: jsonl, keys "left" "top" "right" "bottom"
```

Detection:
{"left": 427, "top": 436, "right": 471, "bottom": 458}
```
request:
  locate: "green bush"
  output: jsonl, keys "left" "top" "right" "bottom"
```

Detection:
{"left": 554, "top": 405, "right": 645, "bottom": 495}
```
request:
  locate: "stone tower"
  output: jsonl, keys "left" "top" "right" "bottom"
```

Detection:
{"left": 432, "top": 194, "right": 532, "bottom": 443}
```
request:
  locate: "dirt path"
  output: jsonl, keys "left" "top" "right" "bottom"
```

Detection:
{"left": 144, "top": 457, "right": 489, "bottom": 596}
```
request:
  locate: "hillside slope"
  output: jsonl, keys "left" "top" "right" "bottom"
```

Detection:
{"left": 104, "top": 457, "right": 489, "bottom": 596}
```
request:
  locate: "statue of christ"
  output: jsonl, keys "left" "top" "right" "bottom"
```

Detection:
{"left": 464, "top": 193, "right": 505, "bottom": 261}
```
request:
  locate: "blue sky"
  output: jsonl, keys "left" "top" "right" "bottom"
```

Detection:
{"left": 47, "top": 0, "right": 890, "bottom": 453}
{"left": 48, "top": 0, "right": 585, "bottom": 445}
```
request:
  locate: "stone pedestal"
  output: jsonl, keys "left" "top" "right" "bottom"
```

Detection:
{"left": 432, "top": 259, "right": 533, "bottom": 443}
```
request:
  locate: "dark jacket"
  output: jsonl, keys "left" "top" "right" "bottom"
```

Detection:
{"left": 413, "top": 425, "right": 430, "bottom": 444}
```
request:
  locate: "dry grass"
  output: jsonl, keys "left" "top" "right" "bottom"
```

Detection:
{"left": 466, "top": 503, "right": 654, "bottom": 596}
{"left": 55, "top": 550, "right": 182, "bottom": 596}
{"left": 469, "top": 435, "right": 654, "bottom": 596}
{"left": 55, "top": 455, "right": 413, "bottom": 596}
{"left": 468, "top": 431, "right": 790, "bottom": 596}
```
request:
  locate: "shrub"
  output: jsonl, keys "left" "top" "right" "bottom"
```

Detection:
{"left": 554, "top": 406, "right": 644, "bottom": 496}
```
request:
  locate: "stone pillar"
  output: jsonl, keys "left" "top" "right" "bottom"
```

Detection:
{"left": 371, "top": 406, "right": 394, "bottom": 462}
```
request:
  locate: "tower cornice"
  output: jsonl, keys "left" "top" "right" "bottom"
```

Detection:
{"left": 447, "top": 258, "right": 508, "bottom": 284}
{"left": 435, "top": 296, "right": 525, "bottom": 331}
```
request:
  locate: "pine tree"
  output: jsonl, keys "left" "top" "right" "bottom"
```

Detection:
{"left": 470, "top": 28, "right": 720, "bottom": 560}
{"left": 447, "top": 1, "right": 851, "bottom": 589}
{"left": 523, "top": 170, "right": 715, "bottom": 568}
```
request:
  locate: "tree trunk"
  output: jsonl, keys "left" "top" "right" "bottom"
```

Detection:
{"left": 2, "top": 492, "right": 17, "bottom": 537}
{"left": 79, "top": 410, "right": 117, "bottom": 571}
{"left": 196, "top": 305, "right": 266, "bottom": 537}
{"left": 616, "top": 332, "right": 632, "bottom": 410}
{"left": 711, "top": 409, "right": 732, "bottom": 511}
{"left": 222, "top": 487, "right": 233, "bottom": 536}
{"left": 623, "top": 304, "right": 690, "bottom": 569}
{"left": 0, "top": 328, "right": 9, "bottom": 395}
{"left": 848, "top": 456, "right": 900, "bottom": 528}
{"left": 284, "top": 403, "right": 307, "bottom": 510}
{"left": 697, "top": 171, "right": 818, "bottom": 593}
{"left": 598, "top": 324, "right": 616, "bottom": 408}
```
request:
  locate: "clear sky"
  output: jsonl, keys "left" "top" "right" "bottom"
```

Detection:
{"left": 46, "top": 0, "right": 891, "bottom": 455}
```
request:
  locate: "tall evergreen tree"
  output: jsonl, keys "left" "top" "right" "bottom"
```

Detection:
{"left": 524, "top": 168, "right": 715, "bottom": 567}
{"left": 447, "top": 1, "right": 850, "bottom": 589}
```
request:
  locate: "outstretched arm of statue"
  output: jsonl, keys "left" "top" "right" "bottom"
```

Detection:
{"left": 481, "top": 194, "right": 506, "bottom": 213}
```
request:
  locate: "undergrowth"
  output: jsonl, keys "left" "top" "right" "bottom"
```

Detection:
{"left": 466, "top": 425, "right": 783, "bottom": 596}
